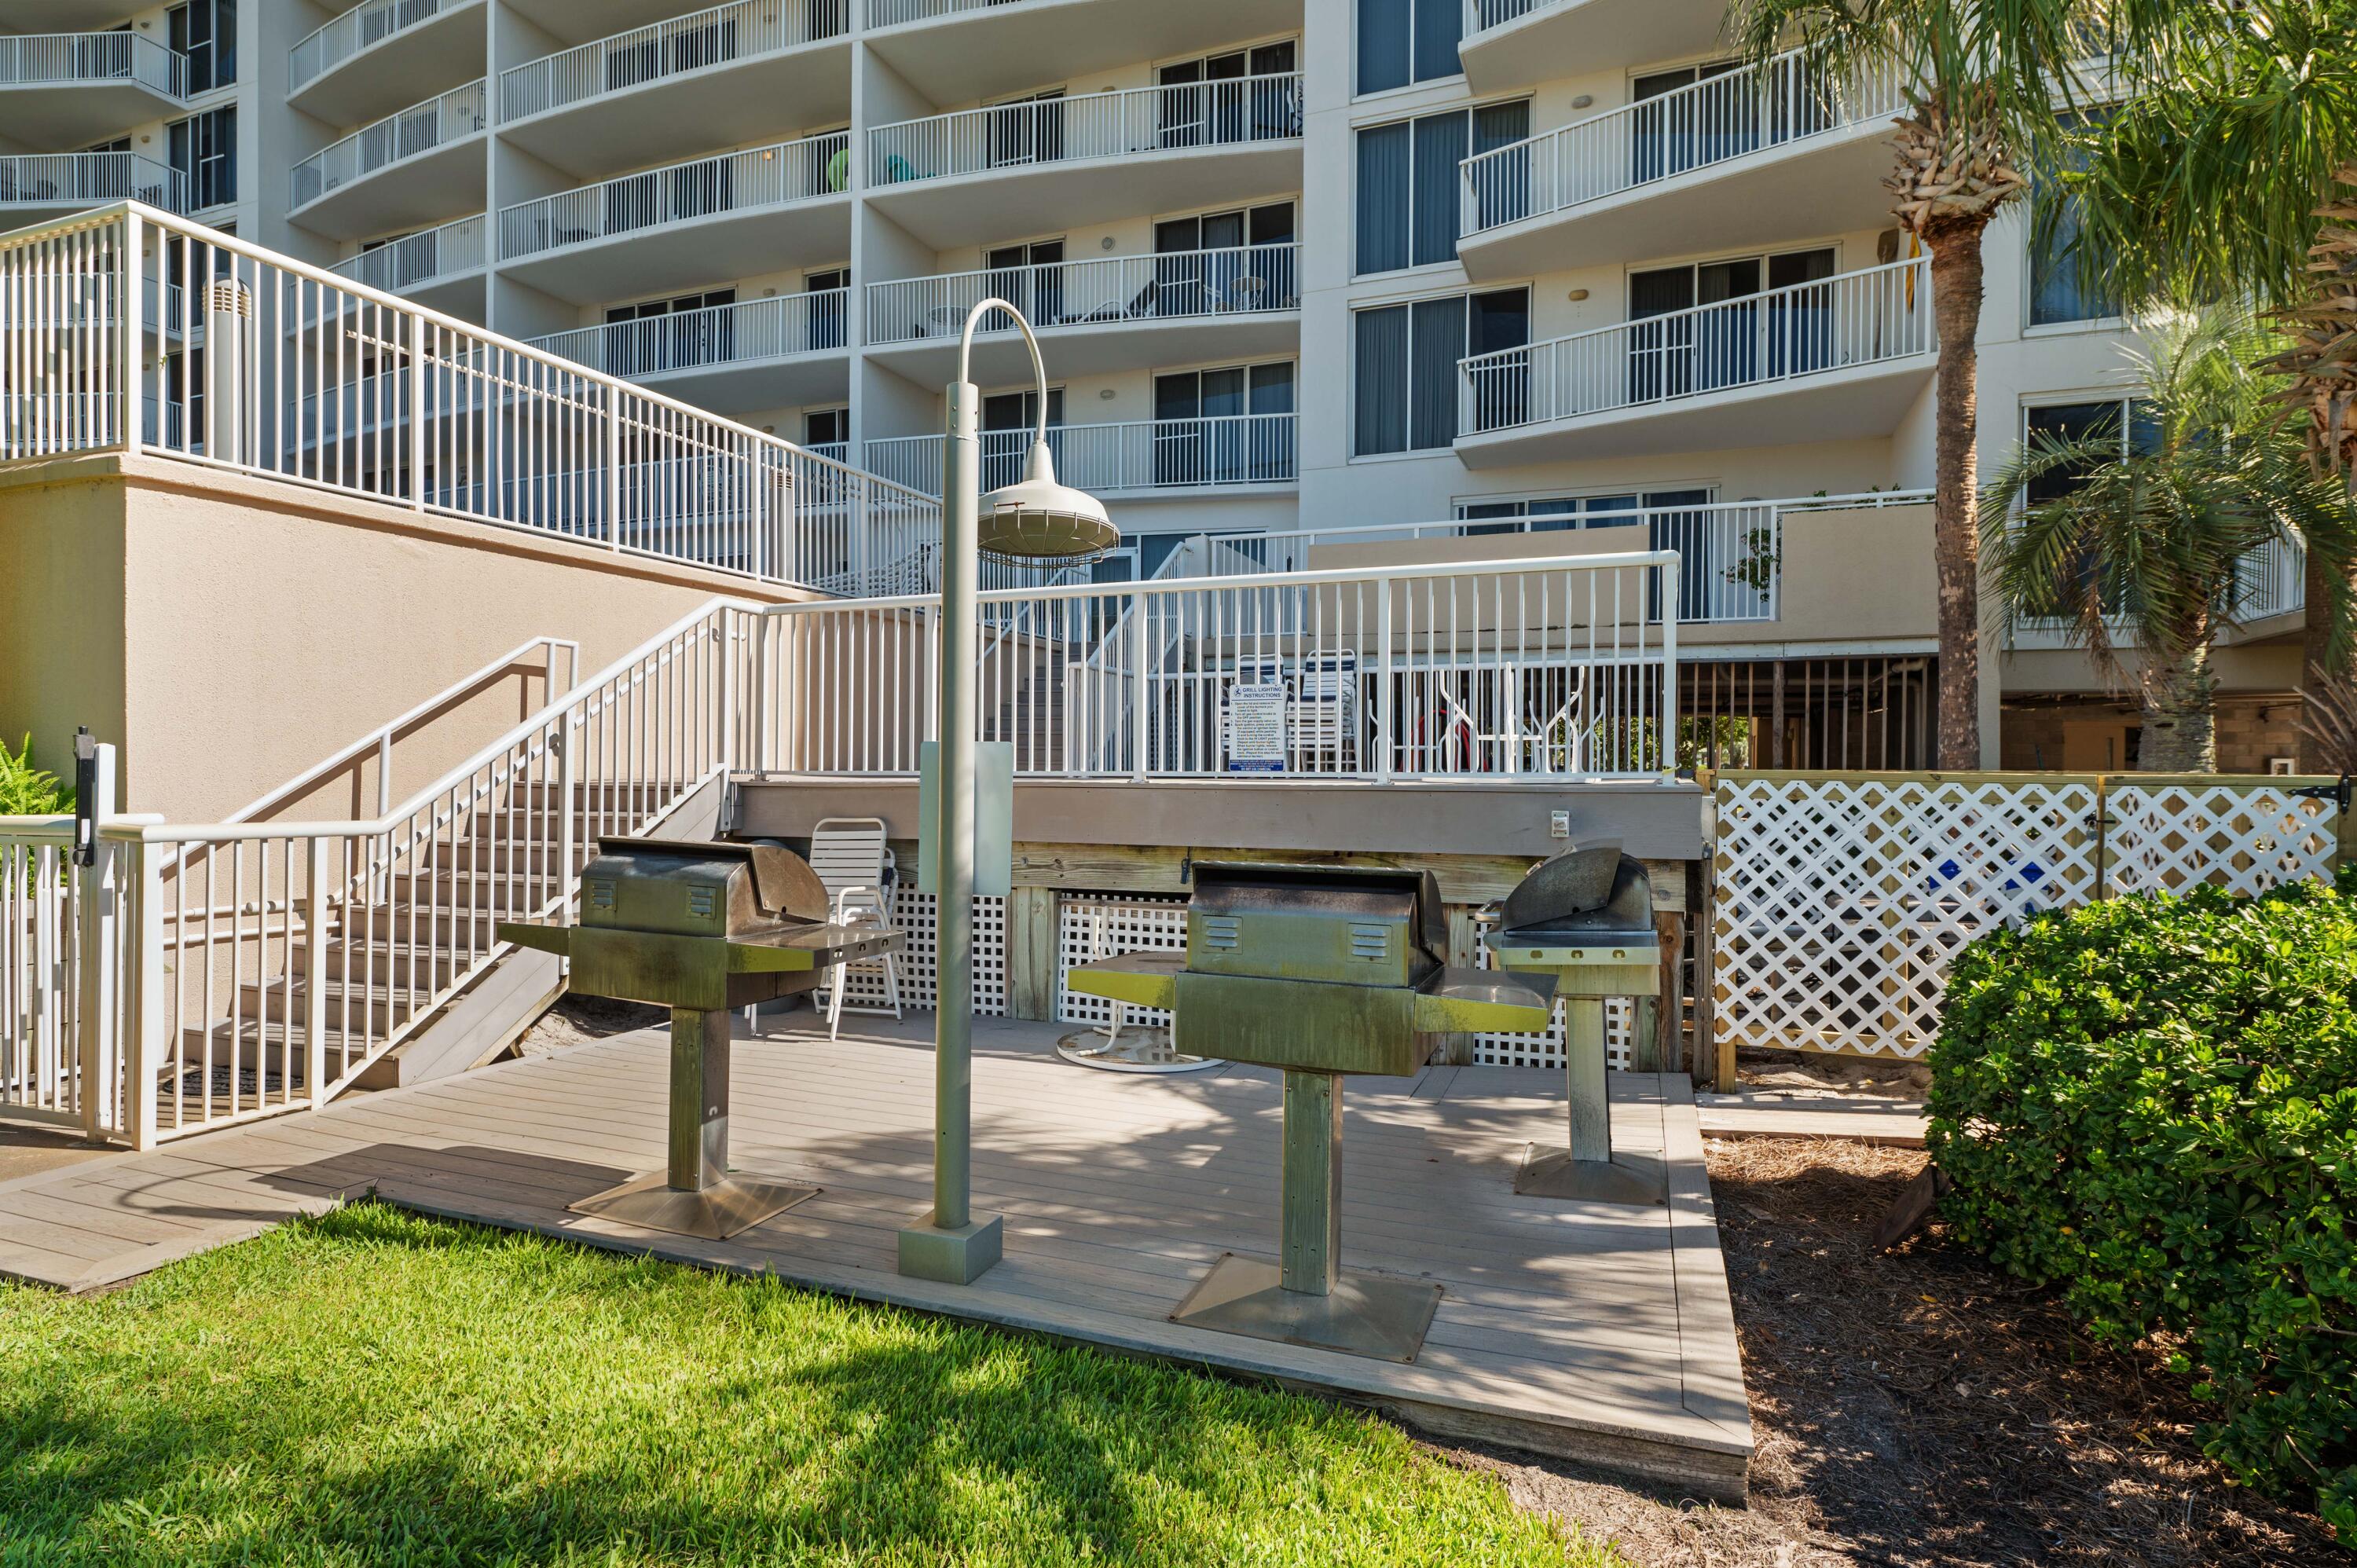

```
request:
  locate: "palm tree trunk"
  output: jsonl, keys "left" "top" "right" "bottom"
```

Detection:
{"left": 2140, "top": 644, "right": 2217, "bottom": 772}
{"left": 1927, "top": 225, "right": 1990, "bottom": 769}
{"left": 2299, "top": 548, "right": 2348, "bottom": 771}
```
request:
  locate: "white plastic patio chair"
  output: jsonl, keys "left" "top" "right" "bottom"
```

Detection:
{"left": 808, "top": 816, "right": 903, "bottom": 1039}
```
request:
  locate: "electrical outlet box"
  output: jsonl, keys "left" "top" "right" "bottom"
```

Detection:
{"left": 1549, "top": 810, "right": 1571, "bottom": 838}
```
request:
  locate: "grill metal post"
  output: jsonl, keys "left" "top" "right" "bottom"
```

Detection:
{"left": 669, "top": 1006, "right": 730, "bottom": 1192}
{"left": 1280, "top": 1070, "right": 1341, "bottom": 1295}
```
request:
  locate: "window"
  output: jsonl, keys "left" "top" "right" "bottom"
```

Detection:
{"left": 984, "top": 239, "right": 1065, "bottom": 328}
{"left": 1157, "top": 42, "right": 1300, "bottom": 147}
{"left": 1358, "top": 0, "right": 1461, "bottom": 95}
{"left": 1153, "top": 203, "right": 1297, "bottom": 315}
{"left": 170, "top": 2, "right": 236, "bottom": 93}
{"left": 1457, "top": 490, "right": 1713, "bottom": 533}
{"left": 1356, "top": 101, "right": 1527, "bottom": 273}
{"left": 1354, "top": 287, "right": 1527, "bottom": 455}
{"left": 1152, "top": 361, "right": 1295, "bottom": 484}
{"left": 978, "top": 386, "right": 1063, "bottom": 489}
{"left": 804, "top": 267, "right": 848, "bottom": 350}
{"left": 2029, "top": 113, "right": 2119, "bottom": 326}
{"left": 168, "top": 107, "right": 235, "bottom": 209}
{"left": 601, "top": 288, "right": 737, "bottom": 375}
{"left": 804, "top": 408, "right": 848, "bottom": 456}
{"left": 1626, "top": 247, "right": 1836, "bottom": 399}
{"left": 2019, "top": 397, "right": 2158, "bottom": 614}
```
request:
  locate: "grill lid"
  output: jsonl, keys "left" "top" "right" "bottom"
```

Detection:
{"left": 581, "top": 837, "right": 830, "bottom": 937}
{"left": 1186, "top": 862, "right": 1447, "bottom": 986}
{"left": 1495, "top": 851, "right": 1655, "bottom": 948}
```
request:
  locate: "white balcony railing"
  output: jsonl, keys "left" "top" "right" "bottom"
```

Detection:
{"left": 866, "top": 412, "right": 1299, "bottom": 497}
{"left": 290, "top": 80, "right": 488, "bottom": 212}
{"left": 289, "top": 0, "right": 457, "bottom": 95}
{"left": 328, "top": 214, "right": 486, "bottom": 294}
{"left": 499, "top": 133, "right": 848, "bottom": 262}
{"left": 1460, "top": 46, "right": 1904, "bottom": 238}
{"left": 0, "top": 31, "right": 186, "bottom": 97}
{"left": 530, "top": 288, "right": 849, "bottom": 378}
{"left": 869, "top": 72, "right": 1303, "bottom": 187}
{"left": 866, "top": 243, "right": 1299, "bottom": 346}
{"left": 498, "top": 0, "right": 851, "bottom": 124}
{"left": 864, "top": 0, "right": 1030, "bottom": 26}
{"left": 1459, "top": 256, "right": 1933, "bottom": 437}
{"left": 2, "top": 203, "right": 940, "bottom": 599}
{"left": 1464, "top": 0, "right": 1549, "bottom": 32}
{"left": 0, "top": 152, "right": 188, "bottom": 214}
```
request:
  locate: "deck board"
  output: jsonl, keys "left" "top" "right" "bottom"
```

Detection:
{"left": 0, "top": 1013, "right": 1753, "bottom": 1500}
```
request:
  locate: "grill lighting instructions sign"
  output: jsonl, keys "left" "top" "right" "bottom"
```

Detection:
{"left": 1228, "top": 681, "right": 1288, "bottom": 772}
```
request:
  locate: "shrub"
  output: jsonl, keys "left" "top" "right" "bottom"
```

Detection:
{"left": 1929, "top": 873, "right": 2357, "bottom": 1537}
{"left": 0, "top": 734, "right": 71, "bottom": 816}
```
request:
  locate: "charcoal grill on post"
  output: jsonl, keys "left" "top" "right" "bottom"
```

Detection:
{"left": 500, "top": 837, "right": 903, "bottom": 1241}
{"left": 1486, "top": 841, "right": 1669, "bottom": 1206}
{"left": 1067, "top": 863, "right": 1556, "bottom": 1362}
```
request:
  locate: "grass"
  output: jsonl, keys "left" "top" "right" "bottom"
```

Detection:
{"left": 0, "top": 1203, "right": 1618, "bottom": 1566}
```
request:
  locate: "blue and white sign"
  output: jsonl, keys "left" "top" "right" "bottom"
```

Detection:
{"left": 1226, "top": 682, "right": 1288, "bottom": 773}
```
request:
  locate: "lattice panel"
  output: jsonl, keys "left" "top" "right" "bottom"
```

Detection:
{"left": 1712, "top": 776, "right": 2102, "bottom": 1058}
{"left": 1471, "top": 927, "right": 1633, "bottom": 1070}
{"left": 1058, "top": 896, "right": 1188, "bottom": 1025}
{"left": 834, "top": 891, "right": 1006, "bottom": 1017}
{"left": 2106, "top": 784, "right": 2337, "bottom": 897}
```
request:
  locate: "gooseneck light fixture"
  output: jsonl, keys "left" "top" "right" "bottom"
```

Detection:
{"left": 896, "top": 299, "right": 1113, "bottom": 1288}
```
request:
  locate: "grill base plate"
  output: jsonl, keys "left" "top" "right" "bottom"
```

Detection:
{"left": 1170, "top": 1252, "right": 1442, "bottom": 1364}
{"left": 569, "top": 1168, "right": 820, "bottom": 1240}
{"left": 1515, "top": 1145, "right": 1668, "bottom": 1207}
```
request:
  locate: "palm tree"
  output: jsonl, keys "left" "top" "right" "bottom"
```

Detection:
{"left": 1725, "top": 0, "right": 2101, "bottom": 768}
{"left": 1982, "top": 306, "right": 2354, "bottom": 770}
{"left": 2058, "top": 0, "right": 2357, "bottom": 760}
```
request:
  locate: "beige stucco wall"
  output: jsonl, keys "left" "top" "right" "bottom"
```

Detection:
{"left": 1, "top": 455, "right": 820, "bottom": 822}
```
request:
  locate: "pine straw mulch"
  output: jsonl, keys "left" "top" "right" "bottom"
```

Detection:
{"left": 1433, "top": 1138, "right": 2340, "bottom": 1567}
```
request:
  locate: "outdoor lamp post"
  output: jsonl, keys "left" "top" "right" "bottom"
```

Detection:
{"left": 896, "top": 298, "right": 1113, "bottom": 1287}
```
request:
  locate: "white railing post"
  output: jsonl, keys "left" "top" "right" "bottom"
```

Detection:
{"left": 555, "top": 709, "right": 578, "bottom": 907}
{"left": 1375, "top": 582, "right": 1394, "bottom": 782}
{"left": 717, "top": 610, "right": 738, "bottom": 779}
{"left": 121, "top": 834, "right": 162, "bottom": 1150}
{"left": 119, "top": 208, "right": 142, "bottom": 452}
{"left": 73, "top": 743, "right": 118, "bottom": 1143}
{"left": 1659, "top": 558, "right": 1680, "bottom": 782}
{"left": 408, "top": 309, "right": 427, "bottom": 507}
{"left": 303, "top": 833, "right": 330, "bottom": 1108}
{"left": 375, "top": 731, "right": 394, "bottom": 816}
{"left": 604, "top": 383, "right": 623, "bottom": 548}
{"left": 1130, "top": 593, "right": 1151, "bottom": 781}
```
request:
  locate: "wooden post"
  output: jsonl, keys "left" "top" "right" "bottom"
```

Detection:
{"left": 1005, "top": 885, "right": 1058, "bottom": 1023}
{"left": 1770, "top": 659, "right": 1787, "bottom": 768}
{"left": 1655, "top": 910, "right": 1684, "bottom": 1076}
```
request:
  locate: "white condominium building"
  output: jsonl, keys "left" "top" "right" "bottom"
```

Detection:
{"left": 1, "top": 0, "right": 2308, "bottom": 768}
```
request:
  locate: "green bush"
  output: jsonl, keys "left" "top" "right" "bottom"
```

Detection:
{"left": 1929, "top": 872, "right": 2357, "bottom": 1538}
{"left": 0, "top": 734, "right": 71, "bottom": 816}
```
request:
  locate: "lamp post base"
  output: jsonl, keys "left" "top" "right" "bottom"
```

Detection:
{"left": 1514, "top": 1144, "right": 1668, "bottom": 1207}
{"left": 898, "top": 1209, "right": 1004, "bottom": 1284}
{"left": 1170, "top": 1252, "right": 1442, "bottom": 1364}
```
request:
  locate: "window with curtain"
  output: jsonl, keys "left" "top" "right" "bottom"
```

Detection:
{"left": 1356, "top": 101, "right": 1529, "bottom": 274}
{"left": 168, "top": 107, "right": 236, "bottom": 209}
{"left": 1354, "top": 288, "right": 1529, "bottom": 455}
{"left": 2028, "top": 112, "right": 2120, "bottom": 325}
{"left": 1358, "top": 0, "right": 1464, "bottom": 95}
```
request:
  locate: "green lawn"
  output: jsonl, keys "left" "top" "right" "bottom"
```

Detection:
{"left": 0, "top": 1203, "right": 1619, "bottom": 1566}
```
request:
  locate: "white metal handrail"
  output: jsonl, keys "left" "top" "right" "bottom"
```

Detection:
{"left": 1458, "top": 256, "right": 1934, "bottom": 436}
{"left": 864, "top": 0, "right": 1037, "bottom": 26}
{"left": 0, "top": 152, "right": 188, "bottom": 214}
{"left": 530, "top": 288, "right": 849, "bottom": 378}
{"left": 499, "top": 132, "right": 847, "bottom": 262}
{"left": 866, "top": 243, "right": 1299, "bottom": 346}
{"left": 869, "top": 72, "right": 1303, "bottom": 187}
{"left": 866, "top": 412, "right": 1299, "bottom": 496}
{"left": 0, "top": 203, "right": 941, "bottom": 597}
{"left": 751, "top": 551, "right": 1682, "bottom": 782}
{"left": 289, "top": 0, "right": 457, "bottom": 95}
{"left": 1459, "top": 46, "right": 1904, "bottom": 237}
{"left": 291, "top": 79, "right": 488, "bottom": 211}
{"left": 0, "top": 31, "right": 186, "bottom": 97}
{"left": 328, "top": 214, "right": 487, "bottom": 294}
{"left": 499, "top": 0, "right": 850, "bottom": 123}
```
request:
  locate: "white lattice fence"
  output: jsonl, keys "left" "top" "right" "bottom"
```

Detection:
{"left": 1057, "top": 896, "right": 1187, "bottom": 1025}
{"left": 1472, "top": 926, "right": 1635, "bottom": 1069}
{"left": 1713, "top": 775, "right": 2103, "bottom": 1058}
{"left": 834, "top": 891, "right": 1007, "bottom": 1016}
{"left": 1712, "top": 772, "right": 2343, "bottom": 1060}
{"left": 2106, "top": 782, "right": 2337, "bottom": 896}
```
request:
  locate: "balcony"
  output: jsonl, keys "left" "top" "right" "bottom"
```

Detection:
{"left": 1457, "top": 0, "right": 1721, "bottom": 95}
{"left": 1454, "top": 48, "right": 1904, "bottom": 281}
{"left": 866, "top": 412, "right": 1297, "bottom": 499}
{"left": 1453, "top": 257, "right": 1934, "bottom": 466}
{"left": 0, "top": 33, "right": 186, "bottom": 150}
{"left": 288, "top": 0, "right": 489, "bottom": 124}
{"left": 288, "top": 81, "right": 489, "bottom": 240}
{"left": 860, "top": 0, "right": 1299, "bottom": 107}
{"left": 866, "top": 73, "right": 1303, "bottom": 248}
{"left": 497, "top": 0, "right": 852, "bottom": 180}
{"left": 863, "top": 242, "right": 1299, "bottom": 383}
{"left": 0, "top": 152, "right": 189, "bottom": 219}
{"left": 497, "top": 134, "right": 850, "bottom": 303}
{"left": 529, "top": 288, "right": 851, "bottom": 413}
{"left": 328, "top": 214, "right": 487, "bottom": 314}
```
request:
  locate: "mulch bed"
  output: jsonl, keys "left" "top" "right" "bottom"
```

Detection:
{"left": 1438, "top": 1138, "right": 2339, "bottom": 1566}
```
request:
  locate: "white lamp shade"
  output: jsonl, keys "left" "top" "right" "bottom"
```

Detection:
{"left": 975, "top": 439, "right": 1117, "bottom": 564}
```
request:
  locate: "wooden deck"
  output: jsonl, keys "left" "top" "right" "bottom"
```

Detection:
{"left": 0, "top": 1013, "right": 1754, "bottom": 1501}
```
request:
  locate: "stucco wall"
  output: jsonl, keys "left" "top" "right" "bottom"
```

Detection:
{"left": 1, "top": 455, "right": 818, "bottom": 822}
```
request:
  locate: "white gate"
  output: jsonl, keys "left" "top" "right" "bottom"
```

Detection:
{"left": 1710, "top": 772, "right": 2340, "bottom": 1060}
